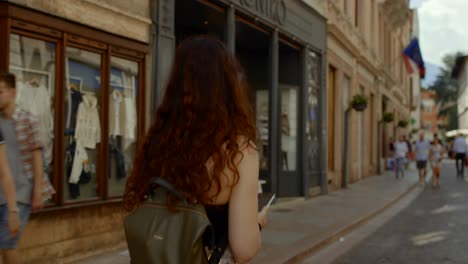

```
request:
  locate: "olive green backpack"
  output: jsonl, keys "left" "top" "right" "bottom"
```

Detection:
{"left": 124, "top": 177, "right": 225, "bottom": 264}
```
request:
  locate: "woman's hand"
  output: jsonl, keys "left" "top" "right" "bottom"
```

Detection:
{"left": 258, "top": 206, "right": 269, "bottom": 230}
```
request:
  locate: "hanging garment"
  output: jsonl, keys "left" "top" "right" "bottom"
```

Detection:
{"left": 109, "top": 143, "right": 126, "bottom": 180}
{"left": 65, "top": 142, "right": 80, "bottom": 198}
{"left": 109, "top": 90, "right": 123, "bottom": 137}
{"left": 16, "top": 82, "right": 54, "bottom": 165}
{"left": 68, "top": 141, "right": 88, "bottom": 184}
{"left": 75, "top": 94, "right": 101, "bottom": 149}
{"left": 65, "top": 89, "right": 83, "bottom": 135}
{"left": 121, "top": 95, "right": 137, "bottom": 149}
{"left": 65, "top": 141, "right": 93, "bottom": 199}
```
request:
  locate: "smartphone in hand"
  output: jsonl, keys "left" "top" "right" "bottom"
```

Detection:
{"left": 258, "top": 193, "right": 276, "bottom": 211}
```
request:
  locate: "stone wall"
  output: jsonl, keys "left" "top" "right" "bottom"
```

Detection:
{"left": 18, "top": 203, "right": 127, "bottom": 263}
{"left": 8, "top": 0, "right": 152, "bottom": 43}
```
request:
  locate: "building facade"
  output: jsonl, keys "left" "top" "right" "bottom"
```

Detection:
{"left": 155, "top": 0, "right": 328, "bottom": 199}
{"left": 409, "top": 9, "right": 422, "bottom": 136}
{"left": 324, "top": 0, "right": 415, "bottom": 189}
{"left": 420, "top": 90, "right": 445, "bottom": 139}
{"left": 451, "top": 55, "right": 468, "bottom": 131}
{"left": 0, "top": 0, "right": 152, "bottom": 262}
{"left": 0, "top": 0, "right": 327, "bottom": 262}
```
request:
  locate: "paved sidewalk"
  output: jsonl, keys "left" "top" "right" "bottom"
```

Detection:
{"left": 74, "top": 170, "right": 419, "bottom": 264}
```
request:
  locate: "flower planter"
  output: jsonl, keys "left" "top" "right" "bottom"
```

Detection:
{"left": 382, "top": 113, "right": 394, "bottom": 123}
{"left": 352, "top": 103, "right": 367, "bottom": 112}
{"left": 398, "top": 120, "right": 408, "bottom": 128}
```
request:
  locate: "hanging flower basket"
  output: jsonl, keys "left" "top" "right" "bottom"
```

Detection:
{"left": 350, "top": 94, "right": 368, "bottom": 112}
{"left": 382, "top": 112, "right": 394, "bottom": 123}
{"left": 398, "top": 120, "right": 409, "bottom": 128}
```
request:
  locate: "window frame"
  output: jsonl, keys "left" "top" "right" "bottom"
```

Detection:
{"left": 1, "top": 3, "right": 147, "bottom": 209}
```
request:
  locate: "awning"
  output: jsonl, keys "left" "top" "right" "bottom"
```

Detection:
{"left": 445, "top": 129, "right": 468, "bottom": 137}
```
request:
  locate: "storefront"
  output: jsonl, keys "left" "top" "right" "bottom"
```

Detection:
{"left": 0, "top": 0, "right": 325, "bottom": 262}
{"left": 155, "top": 0, "right": 327, "bottom": 198}
{"left": 0, "top": 1, "right": 152, "bottom": 262}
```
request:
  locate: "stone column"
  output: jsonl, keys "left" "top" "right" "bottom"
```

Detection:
{"left": 269, "top": 28, "right": 279, "bottom": 195}
{"left": 226, "top": 4, "right": 235, "bottom": 54}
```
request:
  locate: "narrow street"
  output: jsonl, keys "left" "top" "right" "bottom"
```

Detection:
{"left": 326, "top": 161, "right": 468, "bottom": 264}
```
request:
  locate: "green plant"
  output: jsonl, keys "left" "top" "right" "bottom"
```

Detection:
{"left": 410, "top": 128, "right": 418, "bottom": 135}
{"left": 398, "top": 120, "right": 409, "bottom": 128}
{"left": 382, "top": 112, "right": 394, "bottom": 123}
{"left": 350, "top": 94, "right": 368, "bottom": 107}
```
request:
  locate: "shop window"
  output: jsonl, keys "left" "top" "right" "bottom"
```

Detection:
{"left": 235, "top": 19, "right": 271, "bottom": 183}
{"left": 108, "top": 57, "right": 139, "bottom": 197}
{"left": 64, "top": 47, "right": 102, "bottom": 201}
{"left": 4, "top": 10, "right": 146, "bottom": 208}
{"left": 9, "top": 34, "right": 56, "bottom": 204}
{"left": 306, "top": 51, "right": 320, "bottom": 186}
{"left": 279, "top": 42, "right": 300, "bottom": 173}
{"left": 175, "top": 0, "right": 226, "bottom": 45}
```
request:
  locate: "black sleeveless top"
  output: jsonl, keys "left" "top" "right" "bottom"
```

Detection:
{"left": 205, "top": 203, "right": 229, "bottom": 245}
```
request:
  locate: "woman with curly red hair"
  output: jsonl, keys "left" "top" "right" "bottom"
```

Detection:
{"left": 124, "top": 36, "right": 267, "bottom": 263}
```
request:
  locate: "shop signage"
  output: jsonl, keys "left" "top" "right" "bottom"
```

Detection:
{"left": 238, "top": 0, "right": 287, "bottom": 25}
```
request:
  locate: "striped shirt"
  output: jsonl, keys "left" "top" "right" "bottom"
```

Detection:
{"left": 12, "top": 107, "right": 43, "bottom": 180}
{"left": 0, "top": 107, "right": 45, "bottom": 205}
{"left": 11, "top": 107, "right": 55, "bottom": 201}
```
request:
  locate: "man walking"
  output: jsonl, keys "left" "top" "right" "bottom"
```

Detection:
{"left": 452, "top": 134, "right": 467, "bottom": 178}
{"left": 414, "top": 132, "right": 430, "bottom": 185}
{"left": 403, "top": 135, "right": 413, "bottom": 169}
{"left": 394, "top": 135, "right": 409, "bottom": 179}
{"left": 0, "top": 72, "right": 43, "bottom": 264}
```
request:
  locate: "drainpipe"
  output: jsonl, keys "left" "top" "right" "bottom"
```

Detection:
{"left": 341, "top": 107, "right": 351, "bottom": 188}
{"left": 377, "top": 120, "right": 383, "bottom": 175}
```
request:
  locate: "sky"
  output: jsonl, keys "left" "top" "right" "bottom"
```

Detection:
{"left": 410, "top": 0, "right": 468, "bottom": 87}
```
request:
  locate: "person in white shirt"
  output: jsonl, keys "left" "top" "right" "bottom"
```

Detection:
{"left": 394, "top": 135, "right": 409, "bottom": 179}
{"left": 414, "top": 133, "right": 431, "bottom": 185}
{"left": 452, "top": 134, "right": 467, "bottom": 178}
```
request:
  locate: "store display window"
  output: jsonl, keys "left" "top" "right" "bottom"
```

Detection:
{"left": 4, "top": 16, "right": 146, "bottom": 207}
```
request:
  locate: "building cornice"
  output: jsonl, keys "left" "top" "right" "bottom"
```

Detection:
{"left": 379, "top": 0, "right": 411, "bottom": 28}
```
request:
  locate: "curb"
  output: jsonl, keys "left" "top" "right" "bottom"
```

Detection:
{"left": 284, "top": 179, "right": 420, "bottom": 264}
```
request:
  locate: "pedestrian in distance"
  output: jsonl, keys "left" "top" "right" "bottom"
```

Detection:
{"left": 452, "top": 134, "right": 467, "bottom": 178}
{"left": 0, "top": 72, "right": 44, "bottom": 264}
{"left": 403, "top": 135, "right": 413, "bottom": 169}
{"left": 124, "top": 36, "right": 267, "bottom": 264}
{"left": 394, "top": 135, "right": 409, "bottom": 179}
{"left": 429, "top": 136, "right": 444, "bottom": 188}
{"left": 415, "top": 132, "right": 431, "bottom": 186}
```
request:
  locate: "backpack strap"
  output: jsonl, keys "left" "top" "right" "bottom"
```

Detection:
{"left": 150, "top": 177, "right": 187, "bottom": 204}
{"left": 208, "top": 233, "right": 229, "bottom": 264}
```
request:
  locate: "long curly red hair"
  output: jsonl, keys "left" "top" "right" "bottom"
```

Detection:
{"left": 124, "top": 36, "right": 258, "bottom": 211}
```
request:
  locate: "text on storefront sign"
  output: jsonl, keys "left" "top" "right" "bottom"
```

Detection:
{"left": 238, "top": 0, "right": 287, "bottom": 25}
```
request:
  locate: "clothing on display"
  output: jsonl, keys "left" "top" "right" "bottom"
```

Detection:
{"left": 65, "top": 88, "right": 83, "bottom": 135}
{"left": 122, "top": 95, "right": 137, "bottom": 142}
{"left": 67, "top": 140, "right": 88, "bottom": 184}
{"left": 109, "top": 89, "right": 136, "bottom": 140}
{"left": 109, "top": 90, "right": 123, "bottom": 137}
{"left": 65, "top": 140, "right": 95, "bottom": 199}
{"left": 16, "top": 80, "right": 54, "bottom": 166}
{"left": 109, "top": 88, "right": 137, "bottom": 150}
{"left": 74, "top": 94, "right": 101, "bottom": 149}
{"left": 109, "top": 142, "right": 126, "bottom": 180}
